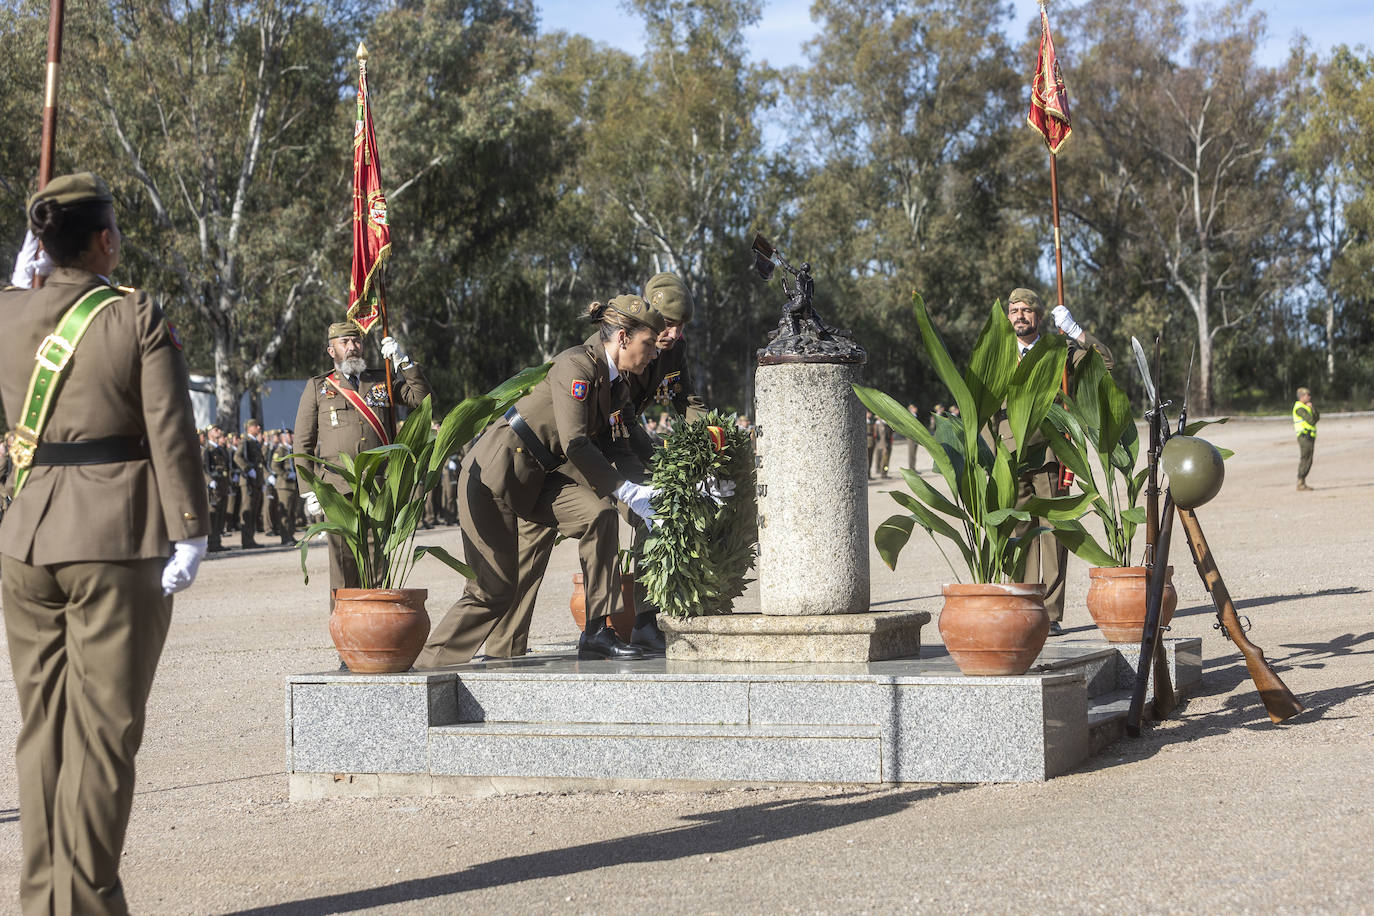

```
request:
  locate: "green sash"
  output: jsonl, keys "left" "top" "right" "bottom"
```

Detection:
{"left": 11, "top": 285, "right": 125, "bottom": 496}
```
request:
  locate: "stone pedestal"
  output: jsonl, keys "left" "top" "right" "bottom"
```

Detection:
{"left": 662, "top": 611, "right": 930, "bottom": 663}
{"left": 754, "top": 362, "right": 869, "bottom": 616}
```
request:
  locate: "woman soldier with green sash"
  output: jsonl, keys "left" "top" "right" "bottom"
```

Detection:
{"left": 1, "top": 173, "right": 208, "bottom": 915}
{"left": 418, "top": 295, "right": 665, "bottom": 664}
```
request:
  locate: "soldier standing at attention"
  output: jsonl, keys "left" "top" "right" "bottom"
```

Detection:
{"left": 204, "top": 424, "right": 233, "bottom": 552}
{"left": 234, "top": 418, "right": 266, "bottom": 548}
{"left": 1, "top": 173, "right": 209, "bottom": 915}
{"left": 1293, "top": 387, "right": 1319, "bottom": 491}
{"left": 905, "top": 403, "right": 921, "bottom": 470}
{"left": 418, "top": 296, "right": 664, "bottom": 665}
{"left": 293, "top": 321, "right": 432, "bottom": 594}
{"left": 872, "top": 416, "right": 893, "bottom": 478}
{"left": 273, "top": 429, "right": 300, "bottom": 545}
{"left": 1004, "top": 287, "right": 1112, "bottom": 636}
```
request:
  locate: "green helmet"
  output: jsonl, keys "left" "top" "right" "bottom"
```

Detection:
{"left": 1162, "top": 436, "right": 1225, "bottom": 509}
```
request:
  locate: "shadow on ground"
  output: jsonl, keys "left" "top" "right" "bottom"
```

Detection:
{"left": 220, "top": 785, "right": 967, "bottom": 914}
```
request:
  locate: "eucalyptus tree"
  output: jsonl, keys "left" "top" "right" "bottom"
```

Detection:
{"left": 787, "top": 0, "right": 1035, "bottom": 399}
{"left": 58, "top": 0, "right": 366, "bottom": 429}
{"left": 1284, "top": 43, "right": 1374, "bottom": 393}
{"left": 1060, "top": 0, "right": 1297, "bottom": 413}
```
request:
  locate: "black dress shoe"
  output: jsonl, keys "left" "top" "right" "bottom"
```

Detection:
{"left": 578, "top": 626, "right": 644, "bottom": 660}
{"left": 1047, "top": 621, "right": 1064, "bottom": 637}
{"left": 630, "top": 620, "right": 666, "bottom": 652}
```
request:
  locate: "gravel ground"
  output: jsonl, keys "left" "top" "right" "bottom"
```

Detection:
{"left": 0, "top": 415, "right": 1370, "bottom": 914}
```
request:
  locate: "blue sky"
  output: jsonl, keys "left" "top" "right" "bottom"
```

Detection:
{"left": 535, "top": 0, "right": 1370, "bottom": 70}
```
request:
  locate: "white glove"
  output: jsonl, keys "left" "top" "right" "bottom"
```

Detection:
{"left": 247, "top": 468, "right": 257, "bottom": 479}
{"left": 208, "top": 479, "right": 217, "bottom": 490}
{"left": 613, "top": 480, "right": 657, "bottom": 523}
{"left": 10, "top": 230, "right": 54, "bottom": 289}
{"left": 161, "top": 536, "right": 208, "bottom": 596}
{"left": 696, "top": 476, "right": 736, "bottom": 505}
{"left": 304, "top": 491, "right": 322, "bottom": 516}
{"left": 268, "top": 474, "right": 278, "bottom": 487}
{"left": 380, "top": 336, "right": 411, "bottom": 369}
{"left": 1051, "top": 305, "right": 1083, "bottom": 340}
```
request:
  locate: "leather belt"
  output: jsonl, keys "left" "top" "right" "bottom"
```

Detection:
{"left": 504, "top": 408, "right": 563, "bottom": 472}
{"left": 33, "top": 435, "right": 150, "bottom": 466}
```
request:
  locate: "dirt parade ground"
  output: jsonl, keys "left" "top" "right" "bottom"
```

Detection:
{"left": 0, "top": 414, "right": 1370, "bottom": 913}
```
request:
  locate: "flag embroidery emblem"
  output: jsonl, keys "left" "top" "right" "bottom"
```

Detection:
{"left": 571, "top": 380, "right": 589, "bottom": 401}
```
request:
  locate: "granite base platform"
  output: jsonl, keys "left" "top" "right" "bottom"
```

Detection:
{"left": 661, "top": 610, "right": 931, "bottom": 662}
{"left": 286, "top": 637, "right": 1201, "bottom": 798}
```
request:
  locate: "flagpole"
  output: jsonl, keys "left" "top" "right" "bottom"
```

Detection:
{"left": 34, "top": 0, "right": 65, "bottom": 289}
{"left": 356, "top": 43, "right": 397, "bottom": 441}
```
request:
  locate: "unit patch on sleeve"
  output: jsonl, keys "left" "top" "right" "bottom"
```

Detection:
{"left": 167, "top": 322, "right": 183, "bottom": 350}
{"left": 570, "top": 380, "right": 589, "bottom": 401}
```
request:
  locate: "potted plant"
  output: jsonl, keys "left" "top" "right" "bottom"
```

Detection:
{"left": 854, "top": 292, "right": 1096, "bottom": 675}
{"left": 296, "top": 364, "right": 549, "bottom": 672}
{"left": 1039, "top": 352, "right": 1228, "bottom": 642}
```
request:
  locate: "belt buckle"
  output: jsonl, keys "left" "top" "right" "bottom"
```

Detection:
{"left": 11, "top": 426, "right": 38, "bottom": 469}
{"left": 36, "top": 334, "right": 76, "bottom": 372}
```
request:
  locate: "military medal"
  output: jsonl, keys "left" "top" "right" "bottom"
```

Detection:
{"left": 330, "top": 408, "right": 339, "bottom": 427}
{"left": 609, "top": 409, "right": 624, "bottom": 439}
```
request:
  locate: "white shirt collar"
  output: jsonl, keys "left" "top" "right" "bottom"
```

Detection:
{"left": 603, "top": 346, "right": 620, "bottom": 383}
{"left": 1018, "top": 335, "right": 1040, "bottom": 353}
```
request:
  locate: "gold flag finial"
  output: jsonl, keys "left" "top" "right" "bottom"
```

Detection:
{"left": 357, "top": 42, "right": 368, "bottom": 64}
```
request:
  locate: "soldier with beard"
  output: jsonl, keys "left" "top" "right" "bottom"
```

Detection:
{"left": 293, "top": 321, "right": 432, "bottom": 597}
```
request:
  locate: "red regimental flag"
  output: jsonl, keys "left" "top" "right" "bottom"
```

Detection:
{"left": 348, "top": 60, "right": 391, "bottom": 333}
{"left": 1027, "top": 5, "right": 1073, "bottom": 155}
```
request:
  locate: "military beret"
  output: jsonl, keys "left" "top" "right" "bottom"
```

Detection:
{"left": 608, "top": 294, "right": 666, "bottom": 334}
{"left": 643, "top": 272, "right": 694, "bottom": 323}
{"left": 27, "top": 172, "right": 114, "bottom": 223}
{"left": 328, "top": 321, "right": 362, "bottom": 340}
{"left": 1007, "top": 288, "right": 1043, "bottom": 312}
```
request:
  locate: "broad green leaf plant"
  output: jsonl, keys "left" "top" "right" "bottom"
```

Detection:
{"left": 854, "top": 292, "right": 1096, "bottom": 584}
{"left": 293, "top": 363, "right": 551, "bottom": 588}
{"left": 1043, "top": 351, "right": 1232, "bottom": 567}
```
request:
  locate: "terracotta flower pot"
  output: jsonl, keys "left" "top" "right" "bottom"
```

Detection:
{"left": 1085, "top": 566, "right": 1178, "bottom": 643}
{"left": 938, "top": 583, "right": 1050, "bottom": 676}
{"left": 569, "top": 573, "right": 637, "bottom": 640}
{"left": 330, "top": 588, "right": 430, "bottom": 673}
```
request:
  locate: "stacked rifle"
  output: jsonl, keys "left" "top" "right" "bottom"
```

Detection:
{"left": 1126, "top": 337, "right": 1305, "bottom": 735}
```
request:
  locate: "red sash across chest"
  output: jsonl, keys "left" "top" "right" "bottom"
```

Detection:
{"left": 327, "top": 373, "right": 391, "bottom": 445}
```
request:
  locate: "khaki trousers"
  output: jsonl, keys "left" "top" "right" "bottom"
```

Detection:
{"left": 2, "top": 556, "right": 170, "bottom": 916}
{"left": 240, "top": 477, "right": 262, "bottom": 537}
{"left": 417, "top": 463, "right": 620, "bottom": 667}
{"left": 276, "top": 488, "right": 298, "bottom": 542}
{"left": 1297, "top": 434, "right": 1315, "bottom": 480}
{"left": 1017, "top": 462, "right": 1068, "bottom": 622}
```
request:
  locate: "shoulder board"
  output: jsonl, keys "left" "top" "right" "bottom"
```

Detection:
{"left": 117, "top": 285, "right": 137, "bottom": 294}
{"left": 3, "top": 285, "right": 21, "bottom": 292}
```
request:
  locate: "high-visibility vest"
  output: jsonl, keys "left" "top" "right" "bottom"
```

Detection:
{"left": 1292, "top": 400, "right": 1317, "bottom": 438}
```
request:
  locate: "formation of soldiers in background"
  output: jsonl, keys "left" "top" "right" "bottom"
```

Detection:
{"left": 197, "top": 420, "right": 464, "bottom": 552}
{"left": 864, "top": 403, "right": 956, "bottom": 479}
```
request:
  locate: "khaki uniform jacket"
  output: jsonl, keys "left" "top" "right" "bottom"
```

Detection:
{"left": 996, "top": 330, "right": 1114, "bottom": 449}
{"left": 293, "top": 363, "right": 432, "bottom": 495}
{"left": 234, "top": 435, "right": 266, "bottom": 478}
{"left": 271, "top": 443, "right": 299, "bottom": 493}
{"left": 469, "top": 340, "right": 633, "bottom": 517}
{"left": 619, "top": 336, "right": 707, "bottom": 469}
{"left": 0, "top": 267, "right": 208, "bottom": 564}
{"left": 204, "top": 442, "right": 232, "bottom": 486}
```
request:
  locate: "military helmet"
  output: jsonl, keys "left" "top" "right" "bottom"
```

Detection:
{"left": 1162, "top": 435, "right": 1225, "bottom": 509}
{"left": 642, "top": 272, "right": 694, "bottom": 323}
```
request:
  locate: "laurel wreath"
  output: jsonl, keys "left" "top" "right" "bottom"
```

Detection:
{"left": 639, "top": 411, "right": 758, "bottom": 617}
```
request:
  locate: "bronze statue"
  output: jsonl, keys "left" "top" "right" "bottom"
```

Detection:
{"left": 752, "top": 234, "right": 865, "bottom": 365}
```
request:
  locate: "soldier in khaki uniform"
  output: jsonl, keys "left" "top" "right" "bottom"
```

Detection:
{"left": 1, "top": 173, "right": 209, "bottom": 916}
{"left": 234, "top": 419, "right": 266, "bottom": 547}
{"left": 484, "top": 274, "right": 706, "bottom": 657}
{"left": 203, "top": 424, "right": 233, "bottom": 551}
{"left": 293, "top": 321, "right": 432, "bottom": 594}
{"left": 1002, "top": 287, "right": 1113, "bottom": 634}
{"left": 418, "top": 295, "right": 664, "bottom": 665}
{"left": 272, "top": 429, "right": 300, "bottom": 545}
